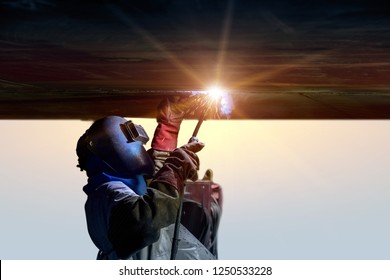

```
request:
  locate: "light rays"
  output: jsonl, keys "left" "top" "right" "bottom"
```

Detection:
{"left": 110, "top": 2, "right": 238, "bottom": 92}
{"left": 230, "top": 52, "right": 330, "bottom": 91}
{"left": 215, "top": 0, "right": 235, "bottom": 85}
{"left": 110, "top": 1, "right": 331, "bottom": 121}
{"left": 109, "top": 5, "right": 205, "bottom": 88}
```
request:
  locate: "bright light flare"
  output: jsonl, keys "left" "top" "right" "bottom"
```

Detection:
{"left": 207, "top": 85, "right": 233, "bottom": 117}
{"left": 189, "top": 85, "right": 233, "bottom": 140}
{"left": 206, "top": 85, "right": 226, "bottom": 102}
{"left": 190, "top": 85, "right": 233, "bottom": 118}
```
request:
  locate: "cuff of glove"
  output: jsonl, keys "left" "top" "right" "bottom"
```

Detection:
{"left": 150, "top": 146, "right": 199, "bottom": 193}
{"left": 148, "top": 149, "right": 171, "bottom": 174}
{"left": 151, "top": 122, "right": 181, "bottom": 152}
{"left": 151, "top": 167, "right": 184, "bottom": 193}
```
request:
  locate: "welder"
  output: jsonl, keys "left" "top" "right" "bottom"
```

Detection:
{"left": 76, "top": 96, "right": 221, "bottom": 259}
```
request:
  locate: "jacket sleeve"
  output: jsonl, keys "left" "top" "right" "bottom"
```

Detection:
{"left": 108, "top": 182, "right": 179, "bottom": 259}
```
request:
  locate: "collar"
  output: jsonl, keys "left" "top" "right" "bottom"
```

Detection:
{"left": 83, "top": 172, "right": 147, "bottom": 195}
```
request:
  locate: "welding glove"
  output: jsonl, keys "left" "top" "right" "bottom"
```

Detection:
{"left": 151, "top": 96, "right": 193, "bottom": 152}
{"left": 151, "top": 141, "right": 205, "bottom": 193}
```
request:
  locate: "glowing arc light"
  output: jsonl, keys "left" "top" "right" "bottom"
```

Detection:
{"left": 190, "top": 85, "right": 233, "bottom": 119}
{"left": 206, "top": 85, "right": 226, "bottom": 102}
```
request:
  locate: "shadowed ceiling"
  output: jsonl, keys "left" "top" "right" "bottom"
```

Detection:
{"left": 1, "top": 0, "right": 389, "bottom": 119}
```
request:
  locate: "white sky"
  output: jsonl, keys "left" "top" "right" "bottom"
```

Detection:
{"left": 1, "top": 119, "right": 390, "bottom": 259}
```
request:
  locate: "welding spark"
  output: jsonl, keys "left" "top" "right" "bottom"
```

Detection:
{"left": 206, "top": 85, "right": 225, "bottom": 102}
{"left": 207, "top": 86, "right": 233, "bottom": 117}
{"left": 190, "top": 86, "right": 233, "bottom": 119}
{"left": 189, "top": 86, "right": 233, "bottom": 140}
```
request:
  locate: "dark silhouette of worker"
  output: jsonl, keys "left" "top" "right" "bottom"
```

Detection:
{"left": 76, "top": 97, "right": 222, "bottom": 259}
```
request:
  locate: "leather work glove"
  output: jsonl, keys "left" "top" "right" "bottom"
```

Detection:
{"left": 151, "top": 141, "right": 205, "bottom": 193}
{"left": 151, "top": 96, "right": 195, "bottom": 152}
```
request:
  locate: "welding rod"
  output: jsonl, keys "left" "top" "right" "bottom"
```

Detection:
{"left": 191, "top": 100, "right": 214, "bottom": 139}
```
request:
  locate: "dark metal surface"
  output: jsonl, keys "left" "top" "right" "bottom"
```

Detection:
{"left": 2, "top": 86, "right": 390, "bottom": 119}
{"left": 1, "top": 1, "right": 389, "bottom": 119}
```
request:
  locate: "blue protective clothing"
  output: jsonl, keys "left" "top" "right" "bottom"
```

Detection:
{"left": 83, "top": 176, "right": 215, "bottom": 260}
{"left": 83, "top": 178, "right": 137, "bottom": 259}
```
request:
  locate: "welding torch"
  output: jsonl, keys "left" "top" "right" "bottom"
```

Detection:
{"left": 171, "top": 93, "right": 219, "bottom": 260}
{"left": 189, "top": 95, "right": 218, "bottom": 143}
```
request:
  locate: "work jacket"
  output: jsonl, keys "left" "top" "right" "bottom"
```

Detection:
{"left": 83, "top": 176, "right": 215, "bottom": 260}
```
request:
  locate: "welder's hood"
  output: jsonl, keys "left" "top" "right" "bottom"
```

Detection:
{"left": 77, "top": 116, "right": 154, "bottom": 178}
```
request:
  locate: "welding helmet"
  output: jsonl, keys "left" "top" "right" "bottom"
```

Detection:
{"left": 77, "top": 116, "right": 154, "bottom": 178}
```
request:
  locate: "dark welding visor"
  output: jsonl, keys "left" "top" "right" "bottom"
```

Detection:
{"left": 121, "top": 120, "right": 149, "bottom": 145}
{"left": 79, "top": 116, "right": 154, "bottom": 177}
